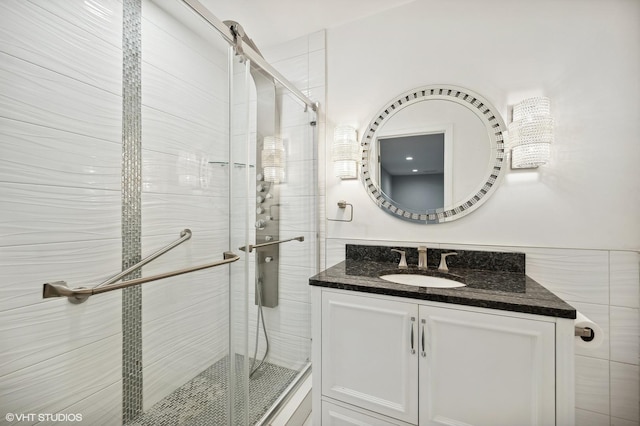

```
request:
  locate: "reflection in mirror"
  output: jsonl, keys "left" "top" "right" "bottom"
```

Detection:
{"left": 361, "top": 86, "right": 506, "bottom": 223}
{"left": 371, "top": 98, "right": 490, "bottom": 211}
{"left": 379, "top": 133, "right": 446, "bottom": 211}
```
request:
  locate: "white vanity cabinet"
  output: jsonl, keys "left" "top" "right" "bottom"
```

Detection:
{"left": 313, "top": 288, "right": 574, "bottom": 426}
{"left": 417, "top": 304, "right": 555, "bottom": 426}
{"left": 320, "top": 291, "right": 419, "bottom": 424}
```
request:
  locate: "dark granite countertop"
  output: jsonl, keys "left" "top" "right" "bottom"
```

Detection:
{"left": 309, "top": 259, "right": 576, "bottom": 319}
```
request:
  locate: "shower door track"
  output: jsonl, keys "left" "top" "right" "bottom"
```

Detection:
{"left": 255, "top": 362, "right": 312, "bottom": 426}
{"left": 181, "top": 0, "right": 318, "bottom": 113}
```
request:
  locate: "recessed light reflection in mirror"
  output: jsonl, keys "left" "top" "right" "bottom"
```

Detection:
{"left": 379, "top": 133, "right": 445, "bottom": 211}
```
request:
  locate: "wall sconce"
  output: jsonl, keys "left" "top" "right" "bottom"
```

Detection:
{"left": 262, "top": 136, "right": 285, "bottom": 183}
{"left": 508, "top": 97, "right": 554, "bottom": 169}
{"left": 332, "top": 125, "right": 359, "bottom": 179}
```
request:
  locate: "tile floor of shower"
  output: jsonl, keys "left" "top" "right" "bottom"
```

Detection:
{"left": 127, "top": 355, "right": 302, "bottom": 426}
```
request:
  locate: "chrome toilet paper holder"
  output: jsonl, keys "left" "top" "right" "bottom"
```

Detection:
{"left": 574, "top": 326, "right": 594, "bottom": 341}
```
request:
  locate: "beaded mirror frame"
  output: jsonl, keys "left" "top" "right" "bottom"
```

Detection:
{"left": 361, "top": 85, "right": 507, "bottom": 224}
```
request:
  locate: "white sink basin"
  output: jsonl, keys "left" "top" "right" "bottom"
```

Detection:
{"left": 379, "top": 274, "right": 466, "bottom": 288}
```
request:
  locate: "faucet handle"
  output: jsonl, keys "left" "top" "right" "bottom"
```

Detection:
{"left": 417, "top": 245, "right": 428, "bottom": 269}
{"left": 390, "top": 249, "right": 408, "bottom": 268}
{"left": 438, "top": 252, "right": 458, "bottom": 272}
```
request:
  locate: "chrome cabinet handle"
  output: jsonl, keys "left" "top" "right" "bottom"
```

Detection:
{"left": 420, "top": 319, "right": 426, "bottom": 357}
{"left": 410, "top": 317, "right": 416, "bottom": 354}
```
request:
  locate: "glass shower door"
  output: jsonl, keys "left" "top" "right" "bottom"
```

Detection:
{"left": 237, "top": 65, "right": 318, "bottom": 425}
{"left": 133, "top": 1, "right": 238, "bottom": 424}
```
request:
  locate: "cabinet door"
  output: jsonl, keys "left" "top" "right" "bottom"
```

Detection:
{"left": 322, "top": 291, "right": 419, "bottom": 424}
{"left": 418, "top": 306, "right": 555, "bottom": 426}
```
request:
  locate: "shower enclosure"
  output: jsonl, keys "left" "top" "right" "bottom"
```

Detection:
{"left": 130, "top": 1, "right": 319, "bottom": 424}
{"left": 0, "top": 0, "right": 317, "bottom": 425}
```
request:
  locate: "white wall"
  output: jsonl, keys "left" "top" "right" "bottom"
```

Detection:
{"left": 324, "top": 1, "right": 639, "bottom": 424}
{"left": 325, "top": 0, "right": 640, "bottom": 251}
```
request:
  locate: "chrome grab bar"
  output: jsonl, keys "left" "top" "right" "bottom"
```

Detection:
{"left": 43, "top": 251, "right": 239, "bottom": 303}
{"left": 97, "top": 229, "right": 192, "bottom": 288}
{"left": 239, "top": 235, "right": 304, "bottom": 253}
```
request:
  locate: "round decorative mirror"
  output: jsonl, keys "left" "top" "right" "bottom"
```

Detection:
{"left": 361, "top": 85, "right": 506, "bottom": 223}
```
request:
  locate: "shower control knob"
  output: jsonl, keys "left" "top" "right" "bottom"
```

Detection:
{"left": 255, "top": 220, "right": 266, "bottom": 229}
{"left": 256, "top": 184, "right": 266, "bottom": 192}
{"left": 265, "top": 215, "right": 272, "bottom": 221}
{"left": 256, "top": 173, "right": 263, "bottom": 182}
{"left": 264, "top": 256, "right": 273, "bottom": 263}
{"left": 265, "top": 235, "right": 273, "bottom": 241}
{"left": 256, "top": 207, "right": 264, "bottom": 214}
{"left": 256, "top": 195, "right": 264, "bottom": 203}
{"left": 265, "top": 193, "right": 273, "bottom": 199}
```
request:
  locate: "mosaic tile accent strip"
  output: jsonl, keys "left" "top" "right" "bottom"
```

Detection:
{"left": 122, "top": 0, "right": 143, "bottom": 422}
{"left": 127, "top": 356, "right": 298, "bottom": 426}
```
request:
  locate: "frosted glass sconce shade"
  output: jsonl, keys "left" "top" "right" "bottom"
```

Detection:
{"left": 509, "top": 97, "right": 554, "bottom": 169}
{"left": 332, "top": 125, "right": 359, "bottom": 179}
{"left": 262, "top": 136, "right": 285, "bottom": 183}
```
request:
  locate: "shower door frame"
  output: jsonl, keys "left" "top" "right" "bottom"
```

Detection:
{"left": 229, "top": 55, "right": 319, "bottom": 426}
{"left": 181, "top": 0, "right": 318, "bottom": 114}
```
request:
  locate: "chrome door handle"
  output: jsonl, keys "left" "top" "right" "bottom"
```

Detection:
{"left": 410, "top": 317, "right": 416, "bottom": 354}
{"left": 420, "top": 319, "right": 426, "bottom": 357}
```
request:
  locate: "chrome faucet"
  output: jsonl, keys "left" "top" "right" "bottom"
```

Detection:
{"left": 417, "top": 246, "right": 428, "bottom": 269}
{"left": 390, "top": 249, "right": 408, "bottom": 269}
{"left": 438, "top": 252, "right": 458, "bottom": 272}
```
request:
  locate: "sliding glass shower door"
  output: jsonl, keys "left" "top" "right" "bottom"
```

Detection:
{"left": 230, "top": 61, "right": 318, "bottom": 425}
{"left": 131, "top": 1, "right": 317, "bottom": 425}
{"left": 134, "top": 1, "right": 236, "bottom": 424}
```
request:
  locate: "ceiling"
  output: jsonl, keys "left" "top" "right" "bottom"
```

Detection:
{"left": 198, "top": 0, "right": 416, "bottom": 48}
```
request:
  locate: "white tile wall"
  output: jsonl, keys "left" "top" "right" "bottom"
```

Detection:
{"left": 610, "top": 362, "right": 640, "bottom": 423}
{"left": 326, "top": 238, "right": 640, "bottom": 424}
{"left": 142, "top": 294, "right": 229, "bottom": 408}
{"left": 0, "top": 183, "right": 121, "bottom": 247}
{"left": 576, "top": 355, "right": 610, "bottom": 415}
{"left": 65, "top": 381, "right": 123, "bottom": 426}
{"left": 0, "top": 335, "right": 122, "bottom": 424}
{"left": 0, "top": 117, "right": 121, "bottom": 191}
{"left": 610, "top": 306, "right": 640, "bottom": 365}
{"left": 0, "top": 238, "right": 121, "bottom": 309}
{"left": 0, "top": 0, "right": 124, "bottom": 422}
{"left": 0, "top": 52, "right": 122, "bottom": 141}
{"left": 610, "top": 251, "right": 640, "bottom": 309}
{"left": 142, "top": 106, "right": 228, "bottom": 160}
{"left": 0, "top": 1, "right": 122, "bottom": 93}
{"left": 525, "top": 248, "right": 610, "bottom": 305}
